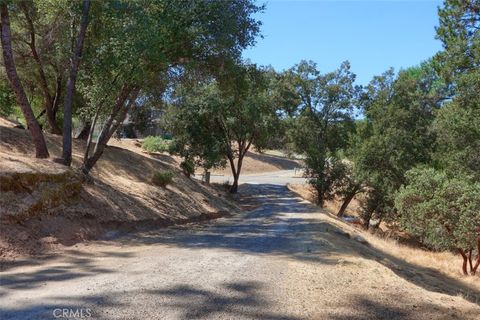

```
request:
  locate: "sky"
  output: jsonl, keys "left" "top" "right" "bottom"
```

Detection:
{"left": 243, "top": 0, "right": 444, "bottom": 86}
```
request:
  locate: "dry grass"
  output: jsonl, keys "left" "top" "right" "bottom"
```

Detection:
{"left": 210, "top": 149, "right": 302, "bottom": 175}
{"left": 0, "top": 119, "right": 239, "bottom": 259}
{"left": 360, "top": 232, "right": 480, "bottom": 290}
{"left": 108, "top": 139, "right": 303, "bottom": 176}
{"left": 287, "top": 182, "right": 480, "bottom": 291}
{"left": 287, "top": 183, "right": 316, "bottom": 202}
{"left": 287, "top": 182, "right": 361, "bottom": 216}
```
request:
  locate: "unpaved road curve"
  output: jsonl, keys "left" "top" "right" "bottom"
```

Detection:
{"left": 1, "top": 182, "right": 479, "bottom": 320}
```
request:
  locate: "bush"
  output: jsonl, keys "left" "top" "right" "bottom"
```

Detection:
{"left": 142, "top": 136, "right": 170, "bottom": 153}
{"left": 395, "top": 167, "right": 480, "bottom": 275}
{"left": 151, "top": 170, "right": 174, "bottom": 187}
{"left": 180, "top": 160, "right": 195, "bottom": 177}
{"left": 221, "top": 180, "right": 231, "bottom": 191}
{"left": 0, "top": 81, "right": 15, "bottom": 117}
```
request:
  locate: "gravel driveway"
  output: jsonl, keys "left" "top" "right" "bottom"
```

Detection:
{"left": 1, "top": 180, "right": 479, "bottom": 320}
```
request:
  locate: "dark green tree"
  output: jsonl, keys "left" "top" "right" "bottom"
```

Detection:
{"left": 436, "top": 0, "right": 479, "bottom": 82}
{"left": 0, "top": 72, "right": 15, "bottom": 117}
{"left": 167, "top": 64, "right": 279, "bottom": 193}
{"left": 433, "top": 0, "right": 480, "bottom": 181}
{"left": 286, "top": 61, "right": 357, "bottom": 206}
{"left": 393, "top": 1, "right": 480, "bottom": 275}
{"left": 395, "top": 167, "right": 480, "bottom": 275}
{"left": 78, "top": 0, "right": 263, "bottom": 175}
{"left": 354, "top": 61, "right": 448, "bottom": 227}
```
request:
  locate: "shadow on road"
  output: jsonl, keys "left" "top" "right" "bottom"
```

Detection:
{"left": 1, "top": 183, "right": 479, "bottom": 320}
{"left": 116, "top": 183, "right": 480, "bottom": 305}
{"left": 1, "top": 281, "right": 301, "bottom": 320}
{"left": 0, "top": 250, "right": 133, "bottom": 291}
{"left": 148, "top": 281, "right": 301, "bottom": 320}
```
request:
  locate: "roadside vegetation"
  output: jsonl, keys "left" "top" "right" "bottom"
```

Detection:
{"left": 141, "top": 136, "right": 171, "bottom": 154}
{"left": 151, "top": 170, "right": 174, "bottom": 188}
{"left": 276, "top": 1, "right": 479, "bottom": 276}
{"left": 0, "top": 0, "right": 478, "bottom": 276}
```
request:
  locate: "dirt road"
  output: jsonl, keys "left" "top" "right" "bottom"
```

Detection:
{"left": 1, "top": 182, "right": 479, "bottom": 320}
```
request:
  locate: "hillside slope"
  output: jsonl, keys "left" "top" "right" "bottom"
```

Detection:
{"left": 0, "top": 120, "right": 239, "bottom": 260}
{"left": 210, "top": 150, "right": 302, "bottom": 176}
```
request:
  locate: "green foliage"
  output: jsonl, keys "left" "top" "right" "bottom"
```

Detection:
{"left": 353, "top": 61, "right": 449, "bottom": 223}
{"left": 180, "top": 160, "right": 195, "bottom": 178}
{"left": 165, "top": 63, "right": 279, "bottom": 181}
{"left": 0, "top": 76, "right": 15, "bottom": 117}
{"left": 78, "top": 0, "right": 264, "bottom": 124}
{"left": 151, "top": 170, "right": 174, "bottom": 188}
{"left": 141, "top": 136, "right": 170, "bottom": 153}
{"left": 431, "top": 0, "right": 480, "bottom": 182}
{"left": 395, "top": 167, "right": 480, "bottom": 251}
{"left": 66, "top": 0, "right": 264, "bottom": 173}
{"left": 164, "top": 83, "right": 228, "bottom": 170}
{"left": 306, "top": 157, "right": 352, "bottom": 205}
{"left": 285, "top": 60, "right": 358, "bottom": 206}
{"left": 433, "top": 101, "right": 480, "bottom": 181}
{"left": 4, "top": 0, "right": 79, "bottom": 132}
{"left": 436, "top": 0, "right": 480, "bottom": 83}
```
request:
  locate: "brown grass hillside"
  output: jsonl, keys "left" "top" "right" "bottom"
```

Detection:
{"left": 287, "top": 183, "right": 480, "bottom": 290}
{"left": 0, "top": 118, "right": 239, "bottom": 261}
{"left": 210, "top": 150, "right": 302, "bottom": 176}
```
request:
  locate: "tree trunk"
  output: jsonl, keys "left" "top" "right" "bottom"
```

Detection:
{"left": 81, "top": 87, "right": 138, "bottom": 175}
{"left": 472, "top": 254, "right": 480, "bottom": 276}
{"left": 75, "top": 121, "right": 91, "bottom": 140}
{"left": 44, "top": 97, "right": 62, "bottom": 134}
{"left": 468, "top": 249, "right": 473, "bottom": 273}
{"left": 472, "top": 237, "right": 480, "bottom": 275}
{"left": 315, "top": 183, "right": 325, "bottom": 207}
{"left": 458, "top": 248, "right": 468, "bottom": 276}
{"left": 228, "top": 141, "right": 250, "bottom": 194}
{"left": 230, "top": 153, "right": 245, "bottom": 193}
{"left": 1, "top": 4, "right": 49, "bottom": 158}
{"left": 230, "top": 174, "right": 239, "bottom": 193}
{"left": 82, "top": 86, "right": 125, "bottom": 164}
{"left": 36, "top": 108, "right": 46, "bottom": 120}
{"left": 20, "top": 2, "right": 62, "bottom": 135}
{"left": 227, "top": 154, "right": 238, "bottom": 193}
{"left": 337, "top": 189, "right": 357, "bottom": 217}
{"left": 83, "top": 107, "right": 101, "bottom": 163}
{"left": 62, "top": 0, "right": 91, "bottom": 166}
{"left": 52, "top": 75, "right": 62, "bottom": 118}
{"left": 362, "top": 208, "right": 375, "bottom": 229}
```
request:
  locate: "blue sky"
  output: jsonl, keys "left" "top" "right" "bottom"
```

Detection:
{"left": 243, "top": 0, "right": 444, "bottom": 85}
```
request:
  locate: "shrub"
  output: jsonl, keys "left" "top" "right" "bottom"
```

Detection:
{"left": 221, "top": 180, "right": 231, "bottom": 191}
{"left": 142, "top": 136, "right": 170, "bottom": 153}
{"left": 395, "top": 167, "right": 480, "bottom": 275}
{"left": 151, "top": 171, "right": 174, "bottom": 188}
{"left": 180, "top": 160, "right": 195, "bottom": 177}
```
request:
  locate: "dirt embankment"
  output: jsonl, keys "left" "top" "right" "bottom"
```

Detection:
{"left": 286, "top": 182, "right": 480, "bottom": 287}
{"left": 209, "top": 150, "right": 302, "bottom": 176}
{"left": 0, "top": 119, "right": 239, "bottom": 261}
{"left": 287, "top": 183, "right": 361, "bottom": 217}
